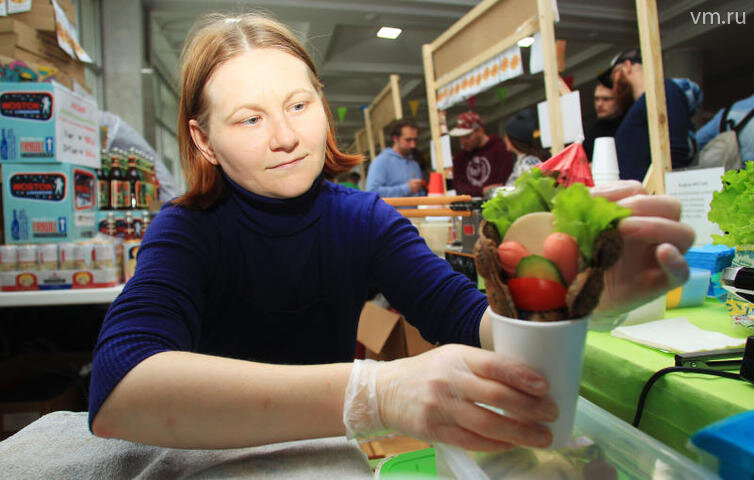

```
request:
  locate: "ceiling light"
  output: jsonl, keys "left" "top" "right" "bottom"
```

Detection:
{"left": 377, "top": 27, "right": 402, "bottom": 40}
{"left": 517, "top": 36, "right": 535, "bottom": 47}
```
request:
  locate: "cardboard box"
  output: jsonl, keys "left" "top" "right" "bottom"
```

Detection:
{"left": 4, "top": 0, "right": 76, "bottom": 33}
{"left": 357, "top": 301, "right": 436, "bottom": 360}
{"left": 0, "top": 18, "right": 71, "bottom": 65}
{"left": 2, "top": 162, "right": 97, "bottom": 243}
{"left": 0, "top": 81, "right": 99, "bottom": 167}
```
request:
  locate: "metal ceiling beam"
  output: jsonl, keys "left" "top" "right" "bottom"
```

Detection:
{"left": 321, "top": 61, "right": 424, "bottom": 76}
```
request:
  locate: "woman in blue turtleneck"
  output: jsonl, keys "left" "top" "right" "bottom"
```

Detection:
{"left": 89, "top": 14, "right": 695, "bottom": 452}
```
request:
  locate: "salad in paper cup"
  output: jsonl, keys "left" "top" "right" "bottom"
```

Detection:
{"left": 474, "top": 169, "right": 632, "bottom": 321}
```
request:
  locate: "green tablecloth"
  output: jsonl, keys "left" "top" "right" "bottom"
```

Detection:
{"left": 581, "top": 298, "right": 753, "bottom": 458}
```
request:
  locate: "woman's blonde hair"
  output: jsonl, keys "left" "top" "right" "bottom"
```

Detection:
{"left": 174, "top": 13, "right": 362, "bottom": 209}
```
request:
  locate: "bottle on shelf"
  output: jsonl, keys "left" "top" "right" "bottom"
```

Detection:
{"left": 105, "top": 211, "right": 116, "bottom": 236}
{"left": 97, "top": 150, "right": 111, "bottom": 210}
{"left": 124, "top": 211, "right": 135, "bottom": 239}
{"left": 109, "top": 154, "right": 127, "bottom": 210}
{"left": 126, "top": 154, "right": 142, "bottom": 209}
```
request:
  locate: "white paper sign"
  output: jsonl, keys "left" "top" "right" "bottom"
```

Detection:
{"left": 430, "top": 134, "right": 453, "bottom": 171}
{"left": 529, "top": 32, "right": 543, "bottom": 75}
{"left": 51, "top": 0, "right": 93, "bottom": 63}
{"left": 7, "top": 0, "right": 31, "bottom": 14}
{"left": 537, "top": 90, "right": 584, "bottom": 148}
{"left": 665, "top": 167, "right": 724, "bottom": 246}
{"left": 0, "top": 0, "right": 8, "bottom": 17}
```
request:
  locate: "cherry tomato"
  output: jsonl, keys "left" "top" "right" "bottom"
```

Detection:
{"left": 508, "top": 277, "right": 567, "bottom": 311}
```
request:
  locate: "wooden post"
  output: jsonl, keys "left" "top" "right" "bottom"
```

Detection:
{"left": 390, "top": 74, "right": 403, "bottom": 120}
{"left": 422, "top": 44, "right": 444, "bottom": 175}
{"left": 363, "top": 107, "right": 377, "bottom": 162}
{"left": 636, "top": 0, "right": 671, "bottom": 195}
{"left": 537, "top": 0, "right": 564, "bottom": 154}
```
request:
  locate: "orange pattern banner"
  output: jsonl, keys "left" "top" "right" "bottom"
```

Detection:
{"left": 436, "top": 46, "right": 523, "bottom": 110}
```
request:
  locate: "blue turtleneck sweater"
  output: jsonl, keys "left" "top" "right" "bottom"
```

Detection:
{"left": 88, "top": 176, "right": 487, "bottom": 426}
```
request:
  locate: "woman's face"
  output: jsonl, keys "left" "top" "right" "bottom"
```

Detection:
{"left": 191, "top": 48, "right": 328, "bottom": 198}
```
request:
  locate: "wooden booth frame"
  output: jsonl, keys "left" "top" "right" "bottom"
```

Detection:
{"left": 421, "top": 0, "right": 671, "bottom": 194}
{"left": 345, "top": 74, "right": 404, "bottom": 189}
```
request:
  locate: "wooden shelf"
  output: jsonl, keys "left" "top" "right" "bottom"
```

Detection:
{"left": 0, "top": 285, "right": 124, "bottom": 307}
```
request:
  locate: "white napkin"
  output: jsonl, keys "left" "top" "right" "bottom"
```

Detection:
{"left": 611, "top": 317, "right": 746, "bottom": 353}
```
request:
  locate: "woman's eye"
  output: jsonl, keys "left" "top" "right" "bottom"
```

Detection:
{"left": 243, "top": 116, "right": 260, "bottom": 126}
{"left": 290, "top": 102, "right": 306, "bottom": 112}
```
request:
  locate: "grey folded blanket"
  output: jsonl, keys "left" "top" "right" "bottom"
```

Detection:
{"left": 0, "top": 411, "right": 372, "bottom": 479}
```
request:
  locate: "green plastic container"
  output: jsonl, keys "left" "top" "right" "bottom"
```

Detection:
{"left": 377, "top": 448, "right": 436, "bottom": 478}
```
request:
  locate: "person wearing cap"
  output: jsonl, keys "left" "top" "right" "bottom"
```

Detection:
{"left": 583, "top": 84, "right": 625, "bottom": 162}
{"left": 449, "top": 111, "right": 514, "bottom": 197}
{"left": 365, "top": 119, "right": 425, "bottom": 197}
{"left": 598, "top": 48, "right": 694, "bottom": 181}
{"left": 503, "top": 109, "right": 549, "bottom": 186}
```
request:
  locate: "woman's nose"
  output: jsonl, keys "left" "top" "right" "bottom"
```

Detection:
{"left": 269, "top": 115, "right": 299, "bottom": 152}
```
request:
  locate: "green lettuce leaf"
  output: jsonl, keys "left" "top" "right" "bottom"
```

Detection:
{"left": 709, "top": 162, "right": 754, "bottom": 246}
{"left": 551, "top": 183, "right": 632, "bottom": 262}
{"left": 481, "top": 168, "right": 559, "bottom": 237}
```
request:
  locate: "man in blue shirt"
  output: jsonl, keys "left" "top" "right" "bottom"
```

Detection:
{"left": 597, "top": 49, "right": 694, "bottom": 181}
{"left": 696, "top": 93, "right": 754, "bottom": 163}
{"left": 366, "top": 119, "right": 426, "bottom": 197}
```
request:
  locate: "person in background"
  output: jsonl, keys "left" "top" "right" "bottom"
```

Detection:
{"left": 583, "top": 83, "right": 624, "bottom": 161}
{"left": 503, "top": 109, "right": 549, "bottom": 186}
{"left": 338, "top": 170, "right": 361, "bottom": 189}
{"left": 88, "top": 12, "right": 695, "bottom": 454}
{"left": 449, "top": 111, "right": 514, "bottom": 197}
{"left": 365, "top": 119, "right": 425, "bottom": 197}
{"left": 696, "top": 93, "right": 754, "bottom": 163}
{"left": 597, "top": 48, "right": 694, "bottom": 181}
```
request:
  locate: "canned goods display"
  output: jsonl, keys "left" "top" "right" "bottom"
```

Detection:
{"left": 93, "top": 243, "right": 117, "bottom": 269}
{"left": 17, "top": 245, "right": 38, "bottom": 272}
{"left": 0, "top": 245, "right": 18, "bottom": 272}
{"left": 59, "top": 242, "right": 77, "bottom": 269}
{"left": 39, "top": 244, "right": 59, "bottom": 271}
{"left": 74, "top": 243, "right": 93, "bottom": 269}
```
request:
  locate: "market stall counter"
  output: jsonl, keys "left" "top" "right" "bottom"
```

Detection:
{"left": 581, "top": 298, "right": 752, "bottom": 458}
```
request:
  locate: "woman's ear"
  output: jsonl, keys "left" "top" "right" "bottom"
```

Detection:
{"left": 189, "top": 119, "right": 219, "bottom": 166}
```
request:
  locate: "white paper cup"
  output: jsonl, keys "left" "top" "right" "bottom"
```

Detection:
{"left": 591, "top": 137, "right": 620, "bottom": 185}
{"left": 490, "top": 311, "right": 590, "bottom": 449}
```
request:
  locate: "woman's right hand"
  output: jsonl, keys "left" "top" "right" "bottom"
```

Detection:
{"left": 376, "top": 344, "right": 557, "bottom": 451}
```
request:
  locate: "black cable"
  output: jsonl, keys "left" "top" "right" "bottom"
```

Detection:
{"left": 632, "top": 366, "right": 742, "bottom": 428}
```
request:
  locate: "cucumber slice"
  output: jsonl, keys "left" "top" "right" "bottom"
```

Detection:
{"left": 515, "top": 255, "right": 565, "bottom": 285}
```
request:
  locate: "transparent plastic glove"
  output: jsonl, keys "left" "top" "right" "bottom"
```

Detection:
{"left": 347, "top": 344, "right": 558, "bottom": 452}
{"left": 590, "top": 181, "right": 695, "bottom": 318}
{"left": 343, "top": 359, "right": 385, "bottom": 439}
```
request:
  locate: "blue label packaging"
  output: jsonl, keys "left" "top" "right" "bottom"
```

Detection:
{"left": 2, "top": 162, "right": 97, "bottom": 243}
{"left": 0, "top": 81, "right": 100, "bottom": 168}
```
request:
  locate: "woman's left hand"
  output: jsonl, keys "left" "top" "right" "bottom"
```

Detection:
{"left": 590, "top": 181, "right": 695, "bottom": 317}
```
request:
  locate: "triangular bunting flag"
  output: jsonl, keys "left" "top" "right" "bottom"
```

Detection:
{"left": 337, "top": 106, "right": 347, "bottom": 123}
{"left": 409, "top": 99, "right": 420, "bottom": 116}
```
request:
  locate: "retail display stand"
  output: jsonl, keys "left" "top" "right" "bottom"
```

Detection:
{"left": 421, "top": 0, "right": 671, "bottom": 195}
{"left": 421, "top": 0, "right": 563, "bottom": 179}
{"left": 344, "top": 75, "right": 403, "bottom": 190}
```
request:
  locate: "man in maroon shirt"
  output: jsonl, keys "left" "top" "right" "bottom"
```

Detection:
{"left": 449, "top": 111, "right": 515, "bottom": 197}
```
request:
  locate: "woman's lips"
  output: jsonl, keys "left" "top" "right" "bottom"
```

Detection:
{"left": 268, "top": 155, "right": 306, "bottom": 170}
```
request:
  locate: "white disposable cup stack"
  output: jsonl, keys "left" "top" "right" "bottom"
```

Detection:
{"left": 489, "top": 311, "right": 590, "bottom": 449}
{"left": 591, "top": 137, "right": 620, "bottom": 185}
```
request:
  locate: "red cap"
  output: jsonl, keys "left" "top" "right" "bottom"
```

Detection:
{"left": 449, "top": 111, "right": 483, "bottom": 137}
